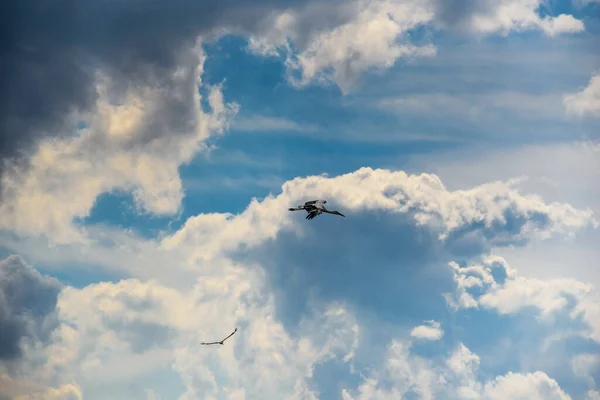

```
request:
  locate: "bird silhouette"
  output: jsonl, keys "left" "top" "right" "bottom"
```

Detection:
{"left": 201, "top": 328, "right": 238, "bottom": 346}
{"left": 288, "top": 200, "right": 345, "bottom": 220}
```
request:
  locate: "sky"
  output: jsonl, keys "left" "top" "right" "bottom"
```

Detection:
{"left": 0, "top": 0, "right": 599, "bottom": 399}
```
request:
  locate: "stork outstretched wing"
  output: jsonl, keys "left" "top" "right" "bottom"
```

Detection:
{"left": 304, "top": 200, "right": 326, "bottom": 207}
{"left": 201, "top": 328, "right": 238, "bottom": 346}
{"left": 220, "top": 328, "right": 237, "bottom": 343}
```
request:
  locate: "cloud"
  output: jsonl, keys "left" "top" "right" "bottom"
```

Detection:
{"left": 0, "top": 376, "right": 82, "bottom": 400}
{"left": 249, "top": 0, "right": 584, "bottom": 91}
{"left": 281, "top": 1, "right": 437, "bottom": 93}
{"left": 405, "top": 140, "right": 600, "bottom": 295}
{"left": 157, "top": 167, "right": 595, "bottom": 277}
{"left": 3, "top": 165, "right": 595, "bottom": 306}
{"left": 1, "top": 167, "right": 598, "bottom": 397}
{"left": 445, "top": 255, "right": 592, "bottom": 315}
{"left": 572, "top": 353, "right": 600, "bottom": 387}
{"left": 429, "top": 0, "right": 585, "bottom": 36}
{"left": 482, "top": 371, "right": 572, "bottom": 400}
{"left": 13, "top": 383, "right": 83, "bottom": 400}
{"left": 0, "top": 255, "right": 61, "bottom": 363}
{"left": 407, "top": 141, "right": 600, "bottom": 214}
{"left": 588, "top": 390, "right": 600, "bottom": 400}
{"left": 0, "top": 0, "right": 587, "bottom": 180}
{"left": 446, "top": 255, "right": 600, "bottom": 345}
{"left": 410, "top": 320, "right": 444, "bottom": 341}
{"left": 0, "top": 0, "right": 310, "bottom": 170}
{"left": 39, "top": 260, "right": 359, "bottom": 399}
{"left": 564, "top": 72, "right": 600, "bottom": 118}
{"left": 0, "top": 43, "right": 238, "bottom": 243}
{"left": 342, "top": 339, "right": 573, "bottom": 400}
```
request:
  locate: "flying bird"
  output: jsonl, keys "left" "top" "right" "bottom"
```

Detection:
{"left": 201, "top": 328, "right": 238, "bottom": 346}
{"left": 288, "top": 200, "right": 345, "bottom": 220}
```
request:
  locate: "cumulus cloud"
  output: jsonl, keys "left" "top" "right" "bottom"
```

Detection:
{"left": 445, "top": 255, "right": 600, "bottom": 344}
{"left": 588, "top": 390, "right": 600, "bottom": 400}
{"left": 342, "top": 339, "right": 573, "bottom": 400}
{"left": 249, "top": 0, "right": 584, "bottom": 91}
{"left": 38, "top": 260, "right": 359, "bottom": 399}
{"left": 482, "top": 371, "right": 572, "bottom": 400}
{"left": 282, "top": 0, "right": 436, "bottom": 93}
{"left": 187, "top": 168, "right": 593, "bottom": 252}
{"left": 0, "top": 43, "right": 238, "bottom": 243}
{"left": 410, "top": 320, "right": 444, "bottom": 340}
{"left": 0, "top": 255, "right": 61, "bottom": 363}
{"left": 572, "top": 353, "right": 600, "bottom": 387}
{"left": 247, "top": 0, "right": 436, "bottom": 92}
{"left": 0, "top": 0, "right": 310, "bottom": 169}
{"left": 564, "top": 72, "right": 600, "bottom": 118}
{"left": 429, "top": 0, "right": 585, "bottom": 36}
{"left": 0, "top": 0, "right": 586, "bottom": 182}
{"left": 2, "top": 166, "right": 598, "bottom": 398}
{"left": 13, "top": 383, "right": 83, "bottom": 400}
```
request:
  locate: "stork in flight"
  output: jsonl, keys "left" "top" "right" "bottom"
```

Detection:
{"left": 201, "top": 328, "right": 237, "bottom": 346}
{"left": 288, "top": 200, "right": 345, "bottom": 220}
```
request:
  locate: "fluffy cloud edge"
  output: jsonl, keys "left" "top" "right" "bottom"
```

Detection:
{"left": 564, "top": 72, "right": 600, "bottom": 118}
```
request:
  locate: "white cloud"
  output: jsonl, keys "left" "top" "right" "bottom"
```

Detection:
{"left": 564, "top": 72, "right": 600, "bottom": 118}
{"left": 1, "top": 165, "right": 595, "bottom": 288}
{"left": 154, "top": 167, "right": 596, "bottom": 268}
{"left": 2, "top": 166, "right": 597, "bottom": 398}
{"left": 410, "top": 320, "right": 444, "bottom": 341}
{"left": 145, "top": 389, "right": 162, "bottom": 400}
{"left": 29, "top": 255, "right": 359, "bottom": 399}
{"left": 249, "top": 0, "right": 436, "bottom": 93}
{"left": 0, "top": 3, "right": 590, "bottom": 247}
{"left": 0, "top": 40, "right": 238, "bottom": 244}
{"left": 246, "top": 0, "right": 584, "bottom": 92}
{"left": 343, "top": 339, "right": 573, "bottom": 400}
{"left": 13, "top": 383, "right": 83, "bottom": 400}
{"left": 406, "top": 141, "right": 600, "bottom": 292}
{"left": 587, "top": 390, "right": 600, "bottom": 400}
{"left": 285, "top": 1, "right": 436, "bottom": 93}
{"left": 572, "top": 353, "right": 600, "bottom": 387}
{"left": 341, "top": 339, "right": 439, "bottom": 400}
{"left": 573, "top": 294, "right": 600, "bottom": 343}
{"left": 0, "top": 373, "right": 47, "bottom": 399}
{"left": 430, "top": 0, "right": 584, "bottom": 36}
{"left": 446, "top": 255, "right": 600, "bottom": 343}
{"left": 482, "top": 371, "right": 572, "bottom": 400}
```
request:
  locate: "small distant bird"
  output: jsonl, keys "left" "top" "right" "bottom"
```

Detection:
{"left": 288, "top": 200, "right": 345, "bottom": 220}
{"left": 201, "top": 328, "right": 237, "bottom": 346}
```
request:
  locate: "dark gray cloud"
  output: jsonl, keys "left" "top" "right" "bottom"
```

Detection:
{"left": 0, "top": 255, "right": 61, "bottom": 361}
{"left": 429, "top": 0, "right": 495, "bottom": 30}
{"left": 0, "top": 0, "right": 313, "bottom": 171}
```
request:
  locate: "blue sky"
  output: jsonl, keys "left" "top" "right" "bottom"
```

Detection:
{"left": 1, "top": 0, "right": 600, "bottom": 399}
